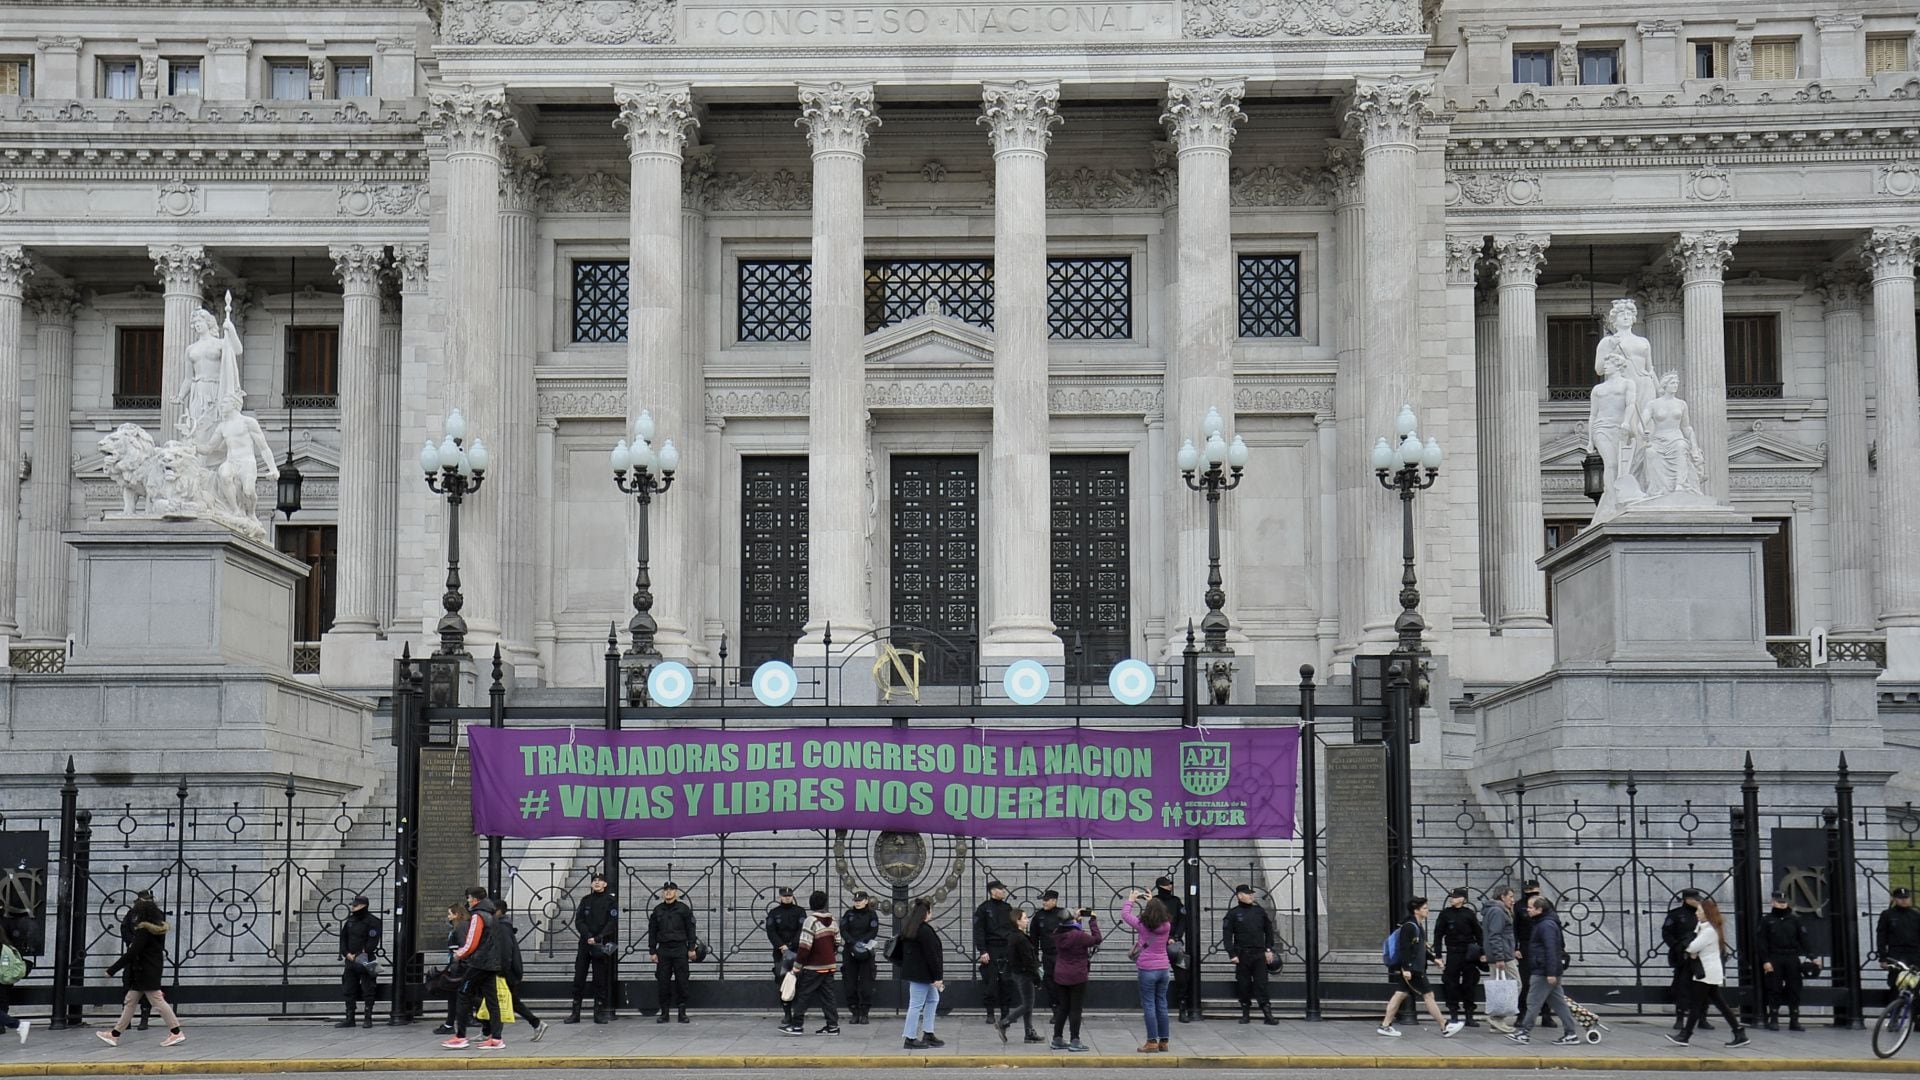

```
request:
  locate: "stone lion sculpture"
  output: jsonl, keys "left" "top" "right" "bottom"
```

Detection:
{"left": 98, "top": 423, "right": 165, "bottom": 516}
{"left": 152, "top": 441, "right": 214, "bottom": 517}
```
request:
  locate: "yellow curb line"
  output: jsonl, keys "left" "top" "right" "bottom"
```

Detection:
{"left": 0, "top": 1055, "right": 1914, "bottom": 1075}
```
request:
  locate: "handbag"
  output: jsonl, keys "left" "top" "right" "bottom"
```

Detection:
{"left": 1166, "top": 939, "right": 1187, "bottom": 968}
{"left": 779, "top": 967, "right": 799, "bottom": 1002}
{"left": 1483, "top": 969, "right": 1520, "bottom": 1017}
{"left": 592, "top": 941, "right": 618, "bottom": 959}
{"left": 1686, "top": 954, "right": 1705, "bottom": 980}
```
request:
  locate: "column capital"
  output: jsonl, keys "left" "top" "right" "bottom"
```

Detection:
{"left": 147, "top": 243, "right": 211, "bottom": 294}
{"left": 614, "top": 82, "right": 698, "bottom": 161}
{"left": 1161, "top": 77, "right": 1245, "bottom": 154}
{"left": 25, "top": 276, "right": 80, "bottom": 325}
{"left": 1628, "top": 264, "right": 1684, "bottom": 315}
{"left": 980, "top": 79, "right": 1062, "bottom": 157}
{"left": 1445, "top": 234, "right": 1485, "bottom": 286}
{"left": 428, "top": 82, "right": 515, "bottom": 159}
{"left": 1865, "top": 226, "right": 1919, "bottom": 280}
{"left": 0, "top": 246, "right": 30, "bottom": 296}
{"left": 1811, "top": 261, "right": 1870, "bottom": 312}
{"left": 682, "top": 144, "right": 717, "bottom": 211}
{"left": 1492, "top": 233, "right": 1550, "bottom": 285}
{"left": 1667, "top": 230, "right": 1739, "bottom": 284}
{"left": 392, "top": 243, "right": 429, "bottom": 294}
{"left": 797, "top": 81, "right": 879, "bottom": 158}
{"left": 329, "top": 243, "right": 386, "bottom": 294}
{"left": 1323, "top": 139, "right": 1363, "bottom": 206}
{"left": 499, "top": 146, "right": 549, "bottom": 212}
{"left": 1345, "top": 75, "right": 1436, "bottom": 151}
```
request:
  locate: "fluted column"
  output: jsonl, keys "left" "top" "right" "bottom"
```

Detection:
{"left": 389, "top": 243, "right": 432, "bottom": 634}
{"left": 0, "top": 247, "right": 29, "bottom": 643}
{"left": 1492, "top": 233, "right": 1550, "bottom": 629}
{"left": 981, "top": 79, "right": 1062, "bottom": 658}
{"left": 1668, "top": 230, "right": 1738, "bottom": 502}
{"left": 427, "top": 83, "right": 514, "bottom": 645}
{"left": 798, "top": 81, "right": 879, "bottom": 644}
{"left": 1445, "top": 235, "right": 1488, "bottom": 630}
{"left": 375, "top": 276, "right": 402, "bottom": 631}
{"left": 1814, "top": 262, "right": 1873, "bottom": 634}
{"left": 684, "top": 147, "right": 716, "bottom": 653}
{"left": 327, "top": 244, "right": 385, "bottom": 635}
{"left": 615, "top": 83, "right": 699, "bottom": 658}
{"left": 1161, "top": 76, "right": 1245, "bottom": 646}
{"left": 1326, "top": 141, "right": 1367, "bottom": 659}
{"left": 1347, "top": 75, "right": 1435, "bottom": 644}
{"left": 1867, "top": 226, "right": 1920, "bottom": 635}
{"left": 23, "top": 277, "right": 78, "bottom": 644}
{"left": 1472, "top": 276, "right": 1502, "bottom": 626}
{"left": 498, "top": 145, "right": 546, "bottom": 669}
{"left": 149, "top": 244, "right": 210, "bottom": 438}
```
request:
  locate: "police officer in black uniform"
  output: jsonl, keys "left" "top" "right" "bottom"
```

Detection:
{"left": 1434, "top": 887, "right": 1484, "bottom": 1027}
{"left": 973, "top": 880, "right": 1014, "bottom": 1025}
{"left": 1029, "top": 890, "right": 1067, "bottom": 1010}
{"left": 1660, "top": 888, "right": 1711, "bottom": 1031}
{"left": 1759, "top": 890, "right": 1809, "bottom": 1031}
{"left": 567, "top": 872, "right": 619, "bottom": 1024}
{"left": 1222, "top": 884, "right": 1277, "bottom": 1025}
{"left": 840, "top": 891, "right": 880, "bottom": 1025}
{"left": 337, "top": 895, "right": 382, "bottom": 1029}
{"left": 1879, "top": 886, "right": 1920, "bottom": 988}
{"left": 647, "top": 881, "right": 697, "bottom": 1025}
{"left": 766, "top": 885, "right": 805, "bottom": 1028}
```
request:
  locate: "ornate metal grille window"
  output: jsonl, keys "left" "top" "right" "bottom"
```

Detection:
{"left": 1051, "top": 455, "right": 1130, "bottom": 681}
{"left": 890, "top": 455, "right": 979, "bottom": 686}
{"left": 1237, "top": 254, "right": 1301, "bottom": 338}
{"left": 1048, "top": 257, "right": 1132, "bottom": 340}
{"left": 738, "top": 259, "right": 812, "bottom": 342}
{"left": 866, "top": 259, "right": 994, "bottom": 333}
{"left": 740, "top": 456, "right": 809, "bottom": 667}
{"left": 572, "top": 259, "right": 628, "bottom": 343}
{"left": 1546, "top": 316, "right": 1601, "bottom": 401}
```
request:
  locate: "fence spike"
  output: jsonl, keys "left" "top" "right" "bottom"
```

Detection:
{"left": 491, "top": 644, "right": 505, "bottom": 689}
{"left": 1743, "top": 751, "right": 1755, "bottom": 779}
{"left": 401, "top": 641, "right": 411, "bottom": 660}
{"left": 1299, "top": 664, "right": 1315, "bottom": 685}
{"left": 1839, "top": 752, "right": 1850, "bottom": 779}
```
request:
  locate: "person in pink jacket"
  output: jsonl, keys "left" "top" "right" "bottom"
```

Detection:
{"left": 1121, "top": 891, "right": 1173, "bottom": 1053}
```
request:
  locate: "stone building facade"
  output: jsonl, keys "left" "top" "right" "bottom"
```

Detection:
{"left": 3, "top": 0, "right": 1919, "bottom": 698}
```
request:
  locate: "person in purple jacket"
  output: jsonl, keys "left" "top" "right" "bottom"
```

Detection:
{"left": 1049, "top": 908, "right": 1101, "bottom": 1051}
{"left": 1121, "top": 891, "right": 1173, "bottom": 1053}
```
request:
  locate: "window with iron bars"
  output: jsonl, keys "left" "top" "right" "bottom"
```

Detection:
{"left": 1724, "top": 313, "right": 1781, "bottom": 398}
{"left": 284, "top": 326, "right": 339, "bottom": 407}
{"left": 864, "top": 258, "right": 994, "bottom": 333}
{"left": 1237, "top": 254, "right": 1301, "bottom": 338}
{"left": 572, "top": 259, "right": 628, "bottom": 343}
{"left": 114, "top": 326, "right": 165, "bottom": 409}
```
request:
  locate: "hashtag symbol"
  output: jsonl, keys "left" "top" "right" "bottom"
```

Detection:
{"left": 519, "top": 790, "right": 551, "bottom": 820}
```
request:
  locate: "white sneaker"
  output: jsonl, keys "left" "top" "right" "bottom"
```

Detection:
{"left": 1376, "top": 1025, "right": 1402, "bottom": 1038}
{"left": 1442, "top": 1020, "right": 1466, "bottom": 1037}
{"left": 15, "top": 1020, "right": 27, "bottom": 1045}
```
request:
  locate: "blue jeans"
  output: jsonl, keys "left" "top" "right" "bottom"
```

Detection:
{"left": 1137, "top": 968, "right": 1171, "bottom": 1041}
{"left": 903, "top": 981, "right": 940, "bottom": 1040}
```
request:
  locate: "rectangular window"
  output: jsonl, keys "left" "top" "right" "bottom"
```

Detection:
{"left": 114, "top": 326, "right": 165, "bottom": 408}
{"left": 1753, "top": 39, "right": 1799, "bottom": 80}
{"left": 1051, "top": 454, "right": 1130, "bottom": 682}
{"left": 1695, "top": 41, "right": 1729, "bottom": 78}
{"left": 276, "top": 524, "right": 338, "bottom": 642}
{"left": 1869, "top": 34, "right": 1910, "bottom": 75}
{"left": 740, "top": 456, "right": 809, "bottom": 667}
{"left": 1759, "top": 517, "right": 1793, "bottom": 636}
{"left": 1724, "top": 313, "right": 1781, "bottom": 398}
{"left": 268, "top": 61, "right": 308, "bottom": 100}
{"left": 1047, "top": 257, "right": 1131, "bottom": 340}
{"left": 0, "top": 59, "right": 29, "bottom": 96}
{"left": 102, "top": 60, "right": 139, "bottom": 100}
{"left": 1578, "top": 47, "right": 1622, "bottom": 85}
{"left": 865, "top": 258, "right": 994, "bottom": 333}
{"left": 166, "top": 60, "right": 200, "bottom": 96}
{"left": 1238, "top": 254, "right": 1301, "bottom": 338}
{"left": 572, "top": 259, "right": 629, "bottom": 343}
{"left": 284, "top": 326, "right": 340, "bottom": 404}
{"left": 1546, "top": 315, "right": 1602, "bottom": 400}
{"left": 334, "top": 61, "right": 371, "bottom": 97}
{"left": 738, "top": 259, "right": 811, "bottom": 342}
{"left": 1513, "top": 48, "right": 1554, "bottom": 85}
{"left": 1543, "top": 518, "right": 1588, "bottom": 622}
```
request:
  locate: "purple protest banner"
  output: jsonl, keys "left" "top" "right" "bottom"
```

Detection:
{"left": 470, "top": 725, "right": 1298, "bottom": 841}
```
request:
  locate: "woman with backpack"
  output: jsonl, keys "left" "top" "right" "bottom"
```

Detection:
{"left": 0, "top": 920, "right": 30, "bottom": 1044}
{"left": 98, "top": 897, "right": 184, "bottom": 1047}
{"left": 1048, "top": 907, "right": 1100, "bottom": 1052}
{"left": 894, "top": 898, "right": 946, "bottom": 1050}
{"left": 1667, "top": 896, "right": 1751, "bottom": 1048}
{"left": 1379, "top": 896, "right": 1459, "bottom": 1038}
{"left": 1120, "top": 890, "right": 1173, "bottom": 1053}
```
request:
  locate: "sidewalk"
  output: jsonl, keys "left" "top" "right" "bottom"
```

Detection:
{"left": 0, "top": 1010, "right": 1908, "bottom": 1075}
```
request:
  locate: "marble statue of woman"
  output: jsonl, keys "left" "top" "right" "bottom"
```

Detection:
{"left": 173, "top": 290, "right": 244, "bottom": 445}
{"left": 1639, "top": 371, "right": 1707, "bottom": 500}
{"left": 1585, "top": 350, "right": 1646, "bottom": 523}
{"left": 1594, "top": 298, "right": 1656, "bottom": 425}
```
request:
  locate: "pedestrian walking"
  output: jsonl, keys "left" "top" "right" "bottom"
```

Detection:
{"left": 972, "top": 880, "right": 1014, "bottom": 1026}
{"left": 337, "top": 895, "right": 382, "bottom": 1030}
{"left": 1878, "top": 886, "right": 1920, "bottom": 987}
{"left": 119, "top": 890, "right": 158, "bottom": 1031}
{"left": 567, "top": 873, "right": 619, "bottom": 1025}
{"left": 647, "top": 881, "right": 696, "bottom": 1025}
{"left": 893, "top": 898, "right": 946, "bottom": 1050}
{"left": 1506, "top": 895, "right": 1582, "bottom": 1047}
{"left": 1222, "top": 884, "right": 1277, "bottom": 1025}
{"left": 995, "top": 909, "right": 1043, "bottom": 1044}
{"left": 97, "top": 896, "right": 184, "bottom": 1048}
{"left": 1154, "top": 875, "right": 1192, "bottom": 1022}
{"left": 1029, "top": 891, "right": 1066, "bottom": 1010}
{"left": 1760, "top": 890, "right": 1810, "bottom": 1032}
{"left": 433, "top": 904, "right": 470, "bottom": 1035}
{"left": 1378, "top": 896, "right": 1459, "bottom": 1038}
{"left": 841, "top": 892, "right": 880, "bottom": 1025}
{"left": 1435, "top": 887, "right": 1484, "bottom": 1027}
{"left": 784, "top": 890, "right": 841, "bottom": 1036}
{"left": 1120, "top": 890, "right": 1173, "bottom": 1053}
{"left": 443, "top": 888, "right": 507, "bottom": 1051}
{"left": 766, "top": 885, "right": 805, "bottom": 1029}
{"left": 1666, "top": 895, "right": 1750, "bottom": 1047}
{"left": 1661, "top": 889, "right": 1712, "bottom": 1031}
{"left": 1048, "top": 907, "right": 1099, "bottom": 1052}
{"left": 1511, "top": 880, "right": 1557, "bottom": 1029}
{"left": 0, "top": 920, "right": 31, "bottom": 1046}
{"left": 1480, "top": 885, "right": 1518, "bottom": 1032}
{"left": 494, "top": 903, "right": 550, "bottom": 1042}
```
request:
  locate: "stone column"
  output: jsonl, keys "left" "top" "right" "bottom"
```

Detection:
{"left": 22, "top": 277, "right": 78, "bottom": 644}
{"left": 1346, "top": 75, "right": 1435, "bottom": 645}
{"left": 375, "top": 274, "right": 403, "bottom": 631}
{"left": 1866, "top": 226, "right": 1920, "bottom": 670}
{"left": 327, "top": 244, "right": 385, "bottom": 636}
{"left": 1667, "top": 230, "right": 1738, "bottom": 502}
{"left": 498, "top": 145, "right": 547, "bottom": 671}
{"left": 149, "top": 244, "right": 210, "bottom": 438}
{"left": 1326, "top": 141, "right": 1367, "bottom": 659}
{"left": 427, "top": 83, "right": 515, "bottom": 647}
{"left": 1631, "top": 265, "right": 1685, "bottom": 381}
{"left": 1491, "top": 233, "right": 1551, "bottom": 629}
{"left": 1161, "top": 76, "right": 1246, "bottom": 649}
{"left": 534, "top": 416, "right": 558, "bottom": 672}
{"left": 1445, "top": 235, "right": 1488, "bottom": 631}
{"left": 1472, "top": 274, "right": 1502, "bottom": 626}
{"left": 614, "top": 83, "right": 699, "bottom": 658}
{"left": 797, "top": 82, "right": 879, "bottom": 646}
{"left": 981, "top": 79, "right": 1063, "bottom": 663}
{"left": 684, "top": 146, "right": 717, "bottom": 653}
{"left": 1814, "top": 262, "right": 1873, "bottom": 634}
{"left": 390, "top": 242, "right": 433, "bottom": 636}
{"left": 0, "top": 247, "right": 29, "bottom": 644}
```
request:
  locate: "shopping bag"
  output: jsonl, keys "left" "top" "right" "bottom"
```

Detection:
{"left": 779, "top": 968, "right": 799, "bottom": 1002}
{"left": 1484, "top": 970, "right": 1519, "bottom": 1017}
{"left": 474, "top": 975, "right": 516, "bottom": 1024}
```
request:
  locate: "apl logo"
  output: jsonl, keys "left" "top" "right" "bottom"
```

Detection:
{"left": 1179, "top": 741, "right": 1231, "bottom": 797}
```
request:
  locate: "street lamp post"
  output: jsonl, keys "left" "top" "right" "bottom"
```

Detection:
{"left": 419, "top": 409, "right": 489, "bottom": 658}
{"left": 611, "top": 409, "right": 678, "bottom": 704}
{"left": 1370, "top": 403, "right": 1442, "bottom": 931}
{"left": 1177, "top": 406, "right": 1251, "bottom": 705}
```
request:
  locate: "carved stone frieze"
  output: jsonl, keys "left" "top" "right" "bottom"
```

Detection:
{"left": 1044, "top": 166, "right": 1169, "bottom": 209}
{"left": 1234, "top": 379, "right": 1333, "bottom": 415}
{"left": 154, "top": 178, "right": 201, "bottom": 216}
{"left": 1227, "top": 164, "right": 1329, "bottom": 206}
{"left": 433, "top": 0, "right": 674, "bottom": 45}
{"left": 543, "top": 171, "right": 631, "bottom": 213}
{"left": 709, "top": 169, "right": 814, "bottom": 211}
{"left": 1683, "top": 163, "right": 1731, "bottom": 202}
{"left": 0, "top": 182, "right": 22, "bottom": 216}
{"left": 1877, "top": 162, "right": 1920, "bottom": 198}
{"left": 1183, "top": 0, "right": 1418, "bottom": 39}
{"left": 865, "top": 380, "right": 994, "bottom": 409}
{"left": 1445, "top": 168, "right": 1540, "bottom": 207}
{"left": 1049, "top": 382, "right": 1161, "bottom": 415}
{"left": 337, "top": 178, "right": 428, "bottom": 217}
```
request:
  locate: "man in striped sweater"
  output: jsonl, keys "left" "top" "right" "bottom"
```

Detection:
{"left": 781, "top": 891, "right": 841, "bottom": 1037}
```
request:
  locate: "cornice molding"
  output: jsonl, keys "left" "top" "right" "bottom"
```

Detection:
{"left": 1183, "top": 0, "right": 1418, "bottom": 39}
{"left": 433, "top": 0, "right": 674, "bottom": 46}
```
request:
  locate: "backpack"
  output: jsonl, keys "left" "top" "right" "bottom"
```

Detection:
{"left": 1381, "top": 924, "right": 1404, "bottom": 968}
{"left": 0, "top": 944, "right": 26, "bottom": 986}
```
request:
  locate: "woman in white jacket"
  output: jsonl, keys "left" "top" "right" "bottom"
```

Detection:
{"left": 1666, "top": 896, "right": 1750, "bottom": 1048}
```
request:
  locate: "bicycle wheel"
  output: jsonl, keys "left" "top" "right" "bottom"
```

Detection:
{"left": 1874, "top": 996, "right": 1913, "bottom": 1059}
